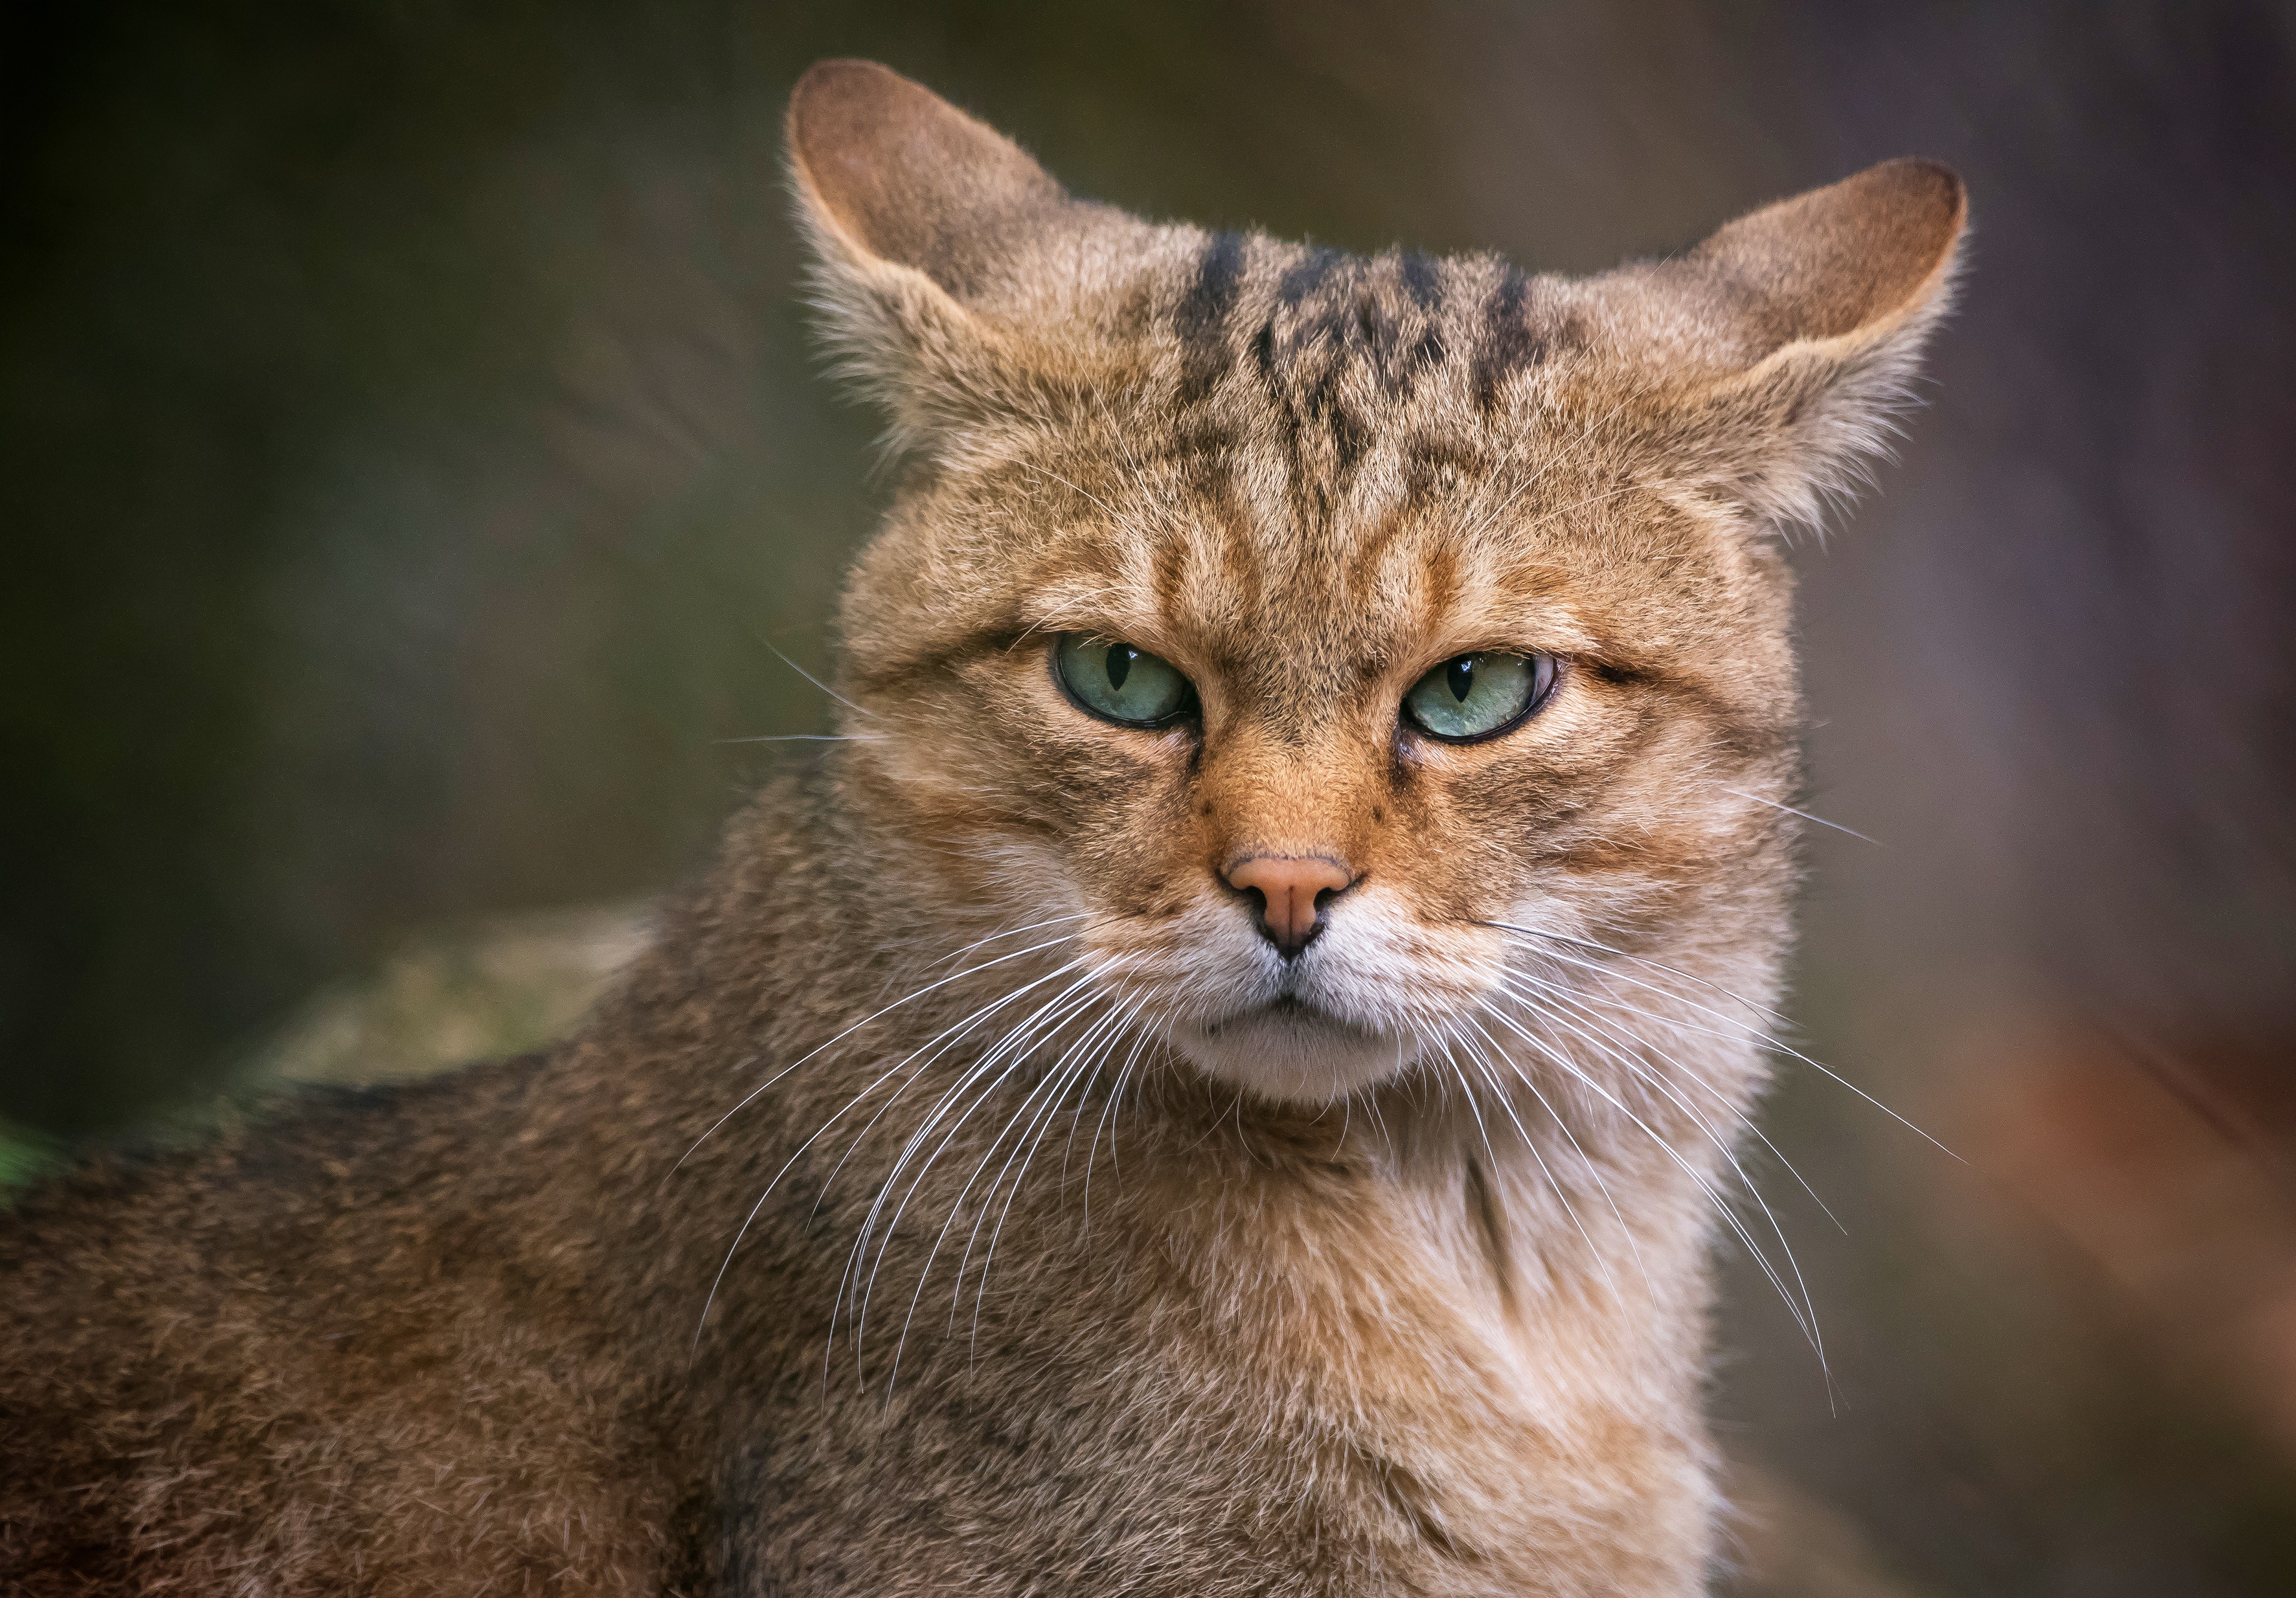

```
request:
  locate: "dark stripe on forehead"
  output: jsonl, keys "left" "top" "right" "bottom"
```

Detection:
{"left": 1472, "top": 268, "right": 1548, "bottom": 411}
{"left": 1399, "top": 250, "right": 1442, "bottom": 310}
{"left": 1363, "top": 280, "right": 1447, "bottom": 397}
{"left": 1277, "top": 246, "right": 1347, "bottom": 308}
{"left": 1174, "top": 231, "right": 1248, "bottom": 405}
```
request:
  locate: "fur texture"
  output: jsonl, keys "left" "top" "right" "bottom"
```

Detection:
{"left": 1, "top": 60, "right": 1963, "bottom": 1596}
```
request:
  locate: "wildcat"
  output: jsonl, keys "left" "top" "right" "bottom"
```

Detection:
{"left": 0, "top": 59, "right": 1962, "bottom": 1597}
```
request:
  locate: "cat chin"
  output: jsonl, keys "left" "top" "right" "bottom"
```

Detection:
{"left": 1173, "top": 1002, "right": 1410, "bottom": 1106}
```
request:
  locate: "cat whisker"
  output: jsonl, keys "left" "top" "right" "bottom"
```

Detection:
{"left": 1456, "top": 384, "right": 1649, "bottom": 544}
{"left": 876, "top": 970, "right": 1143, "bottom": 1391}
{"left": 1431, "top": 1023, "right": 1501, "bottom": 1166}
{"left": 1009, "top": 586, "right": 1125, "bottom": 649}
{"left": 1360, "top": 1079, "right": 1396, "bottom": 1157}
{"left": 695, "top": 954, "right": 1098, "bottom": 1348}
{"left": 967, "top": 990, "right": 1155, "bottom": 1357}
{"left": 1082, "top": 1001, "right": 1167, "bottom": 1217}
{"left": 1477, "top": 997, "right": 1825, "bottom": 1360}
{"left": 1442, "top": 414, "right": 1537, "bottom": 545}
{"left": 1717, "top": 786, "right": 1883, "bottom": 847}
{"left": 1014, "top": 460, "right": 1156, "bottom": 544}
{"left": 1511, "top": 482, "right": 1646, "bottom": 536}
{"left": 1477, "top": 922, "right": 1955, "bottom": 1158}
{"left": 670, "top": 931, "right": 1088, "bottom": 1177}
{"left": 1500, "top": 965, "right": 1844, "bottom": 1233}
{"left": 1064, "top": 983, "right": 1162, "bottom": 1197}
{"left": 1524, "top": 932, "right": 1956, "bottom": 1152}
{"left": 1492, "top": 975, "right": 1825, "bottom": 1357}
{"left": 1442, "top": 1018, "right": 1624, "bottom": 1303}
{"left": 850, "top": 979, "right": 1108, "bottom": 1319}
{"left": 820, "top": 970, "right": 1116, "bottom": 1393}
{"left": 1457, "top": 1010, "right": 1647, "bottom": 1303}
{"left": 930, "top": 912, "right": 1095, "bottom": 970}
{"left": 853, "top": 964, "right": 1125, "bottom": 1374}
{"left": 1470, "top": 918, "right": 1795, "bottom": 1028}
{"left": 1501, "top": 995, "right": 1829, "bottom": 1368}
{"left": 808, "top": 954, "right": 1112, "bottom": 1221}
{"left": 754, "top": 634, "right": 877, "bottom": 722}
{"left": 951, "top": 986, "right": 1140, "bottom": 1321}
{"left": 835, "top": 964, "right": 1112, "bottom": 1348}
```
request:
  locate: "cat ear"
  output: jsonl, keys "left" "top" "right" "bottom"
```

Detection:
{"left": 786, "top": 60, "right": 1137, "bottom": 452}
{"left": 1601, "top": 158, "right": 1968, "bottom": 534}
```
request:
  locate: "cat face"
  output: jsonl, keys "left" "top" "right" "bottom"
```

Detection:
{"left": 793, "top": 62, "right": 1961, "bottom": 1105}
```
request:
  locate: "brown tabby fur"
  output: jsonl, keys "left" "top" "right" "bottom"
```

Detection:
{"left": 0, "top": 61, "right": 1963, "bottom": 1596}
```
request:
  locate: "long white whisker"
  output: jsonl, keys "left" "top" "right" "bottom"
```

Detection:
{"left": 1015, "top": 460, "right": 1153, "bottom": 540}
{"left": 1482, "top": 924, "right": 1954, "bottom": 1159}
{"left": 1063, "top": 984, "right": 1161, "bottom": 1196}
{"left": 1479, "top": 998, "right": 1824, "bottom": 1357}
{"left": 852, "top": 967, "right": 1120, "bottom": 1367}
{"left": 873, "top": 973, "right": 1136, "bottom": 1392}
{"left": 1458, "top": 387, "right": 1647, "bottom": 543}
{"left": 1454, "top": 1012, "right": 1636, "bottom": 1301}
{"left": 1085, "top": 1007, "right": 1164, "bottom": 1212}
{"left": 808, "top": 957, "right": 1106, "bottom": 1220}
{"left": 695, "top": 956, "right": 1095, "bottom": 1348}
{"left": 1718, "top": 786, "right": 1882, "bottom": 847}
{"left": 835, "top": 967, "right": 1109, "bottom": 1350}
{"left": 1473, "top": 919, "right": 1794, "bottom": 1026}
{"left": 670, "top": 932, "right": 1083, "bottom": 1175}
{"left": 672, "top": 931, "right": 1087, "bottom": 1175}
{"left": 1009, "top": 585, "right": 1126, "bottom": 649}
{"left": 1504, "top": 965, "right": 1844, "bottom": 1233}
{"left": 757, "top": 635, "right": 877, "bottom": 721}
{"left": 1434, "top": 1022, "right": 1499, "bottom": 1166}
{"left": 1495, "top": 975, "right": 1824, "bottom": 1357}
{"left": 931, "top": 912, "right": 1095, "bottom": 970}
{"left": 966, "top": 997, "right": 1146, "bottom": 1353}
{"left": 1446, "top": 1018, "right": 1622, "bottom": 1302}
{"left": 950, "top": 990, "right": 1137, "bottom": 1321}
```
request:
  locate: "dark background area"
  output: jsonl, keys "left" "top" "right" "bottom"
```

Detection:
{"left": 6, "top": 2, "right": 2294, "bottom": 1593}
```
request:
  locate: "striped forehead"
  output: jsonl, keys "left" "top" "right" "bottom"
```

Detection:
{"left": 1155, "top": 233, "right": 1562, "bottom": 447}
{"left": 1005, "top": 234, "right": 1612, "bottom": 698}
{"left": 1027, "top": 436, "right": 1583, "bottom": 715}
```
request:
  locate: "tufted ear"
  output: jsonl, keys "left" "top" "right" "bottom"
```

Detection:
{"left": 1592, "top": 158, "right": 1968, "bottom": 533}
{"left": 786, "top": 60, "right": 1146, "bottom": 452}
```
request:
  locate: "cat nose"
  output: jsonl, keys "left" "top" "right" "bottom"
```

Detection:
{"left": 1223, "top": 854, "right": 1354, "bottom": 959}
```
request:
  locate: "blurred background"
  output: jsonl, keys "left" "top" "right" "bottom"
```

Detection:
{"left": 5, "top": 1, "right": 2293, "bottom": 1591}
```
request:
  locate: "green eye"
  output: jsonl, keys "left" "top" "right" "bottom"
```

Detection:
{"left": 1402, "top": 652, "right": 1556, "bottom": 742}
{"left": 1053, "top": 634, "right": 1196, "bottom": 728}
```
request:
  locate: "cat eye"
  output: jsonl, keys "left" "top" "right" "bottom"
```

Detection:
{"left": 1401, "top": 652, "right": 1558, "bottom": 743}
{"left": 1052, "top": 634, "right": 1197, "bottom": 728}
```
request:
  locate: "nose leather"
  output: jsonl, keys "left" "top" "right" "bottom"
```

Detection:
{"left": 1224, "top": 854, "right": 1354, "bottom": 958}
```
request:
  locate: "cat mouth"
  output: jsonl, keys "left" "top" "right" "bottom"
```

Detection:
{"left": 1179, "top": 991, "right": 1405, "bottom": 1101}
{"left": 1202, "top": 994, "right": 1358, "bottom": 1037}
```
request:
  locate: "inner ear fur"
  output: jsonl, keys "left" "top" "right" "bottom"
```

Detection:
{"left": 788, "top": 59, "right": 1073, "bottom": 303}
{"left": 1689, "top": 158, "right": 1967, "bottom": 353}
{"left": 785, "top": 60, "right": 1143, "bottom": 451}
{"left": 1616, "top": 158, "right": 1968, "bottom": 531}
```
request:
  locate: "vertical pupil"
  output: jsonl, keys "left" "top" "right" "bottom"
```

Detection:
{"left": 1106, "top": 644, "right": 1132, "bottom": 692}
{"left": 1446, "top": 656, "right": 1476, "bottom": 702}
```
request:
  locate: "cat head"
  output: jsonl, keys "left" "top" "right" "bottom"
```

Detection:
{"left": 788, "top": 60, "right": 1962, "bottom": 1106}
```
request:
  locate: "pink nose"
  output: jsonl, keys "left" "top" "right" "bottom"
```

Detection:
{"left": 1223, "top": 854, "right": 1354, "bottom": 958}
